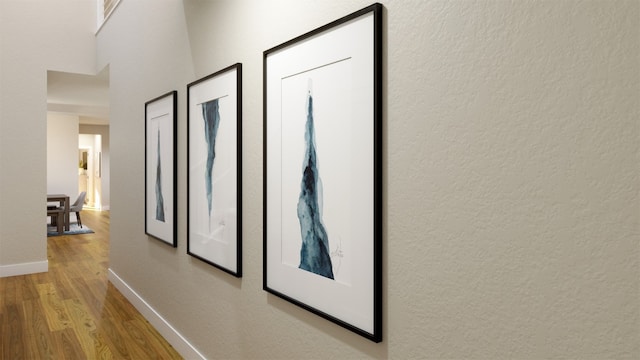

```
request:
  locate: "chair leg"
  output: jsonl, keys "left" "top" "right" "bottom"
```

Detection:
{"left": 76, "top": 212, "right": 82, "bottom": 228}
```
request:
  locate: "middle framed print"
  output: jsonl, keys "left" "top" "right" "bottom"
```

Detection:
{"left": 187, "top": 63, "right": 242, "bottom": 277}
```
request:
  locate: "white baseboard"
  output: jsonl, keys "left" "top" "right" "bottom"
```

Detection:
{"left": 108, "top": 269, "right": 205, "bottom": 360}
{"left": 0, "top": 260, "right": 48, "bottom": 278}
{"left": 101, "top": 205, "right": 110, "bottom": 211}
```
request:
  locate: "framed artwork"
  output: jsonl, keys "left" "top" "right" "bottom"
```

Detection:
{"left": 145, "top": 90, "right": 178, "bottom": 247}
{"left": 263, "top": 3, "right": 383, "bottom": 342}
{"left": 187, "top": 63, "right": 242, "bottom": 277}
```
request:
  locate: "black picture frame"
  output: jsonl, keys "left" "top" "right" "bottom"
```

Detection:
{"left": 187, "top": 63, "right": 243, "bottom": 277}
{"left": 145, "top": 90, "right": 178, "bottom": 247}
{"left": 263, "top": 4, "right": 382, "bottom": 342}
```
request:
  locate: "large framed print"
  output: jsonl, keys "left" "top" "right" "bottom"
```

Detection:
{"left": 263, "top": 4, "right": 382, "bottom": 342}
{"left": 145, "top": 90, "right": 177, "bottom": 247}
{"left": 187, "top": 63, "right": 242, "bottom": 277}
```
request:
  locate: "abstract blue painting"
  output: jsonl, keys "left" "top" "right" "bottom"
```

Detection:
{"left": 201, "top": 99, "right": 221, "bottom": 229}
{"left": 155, "top": 129, "right": 165, "bottom": 222}
{"left": 297, "top": 92, "right": 334, "bottom": 279}
{"left": 278, "top": 65, "right": 353, "bottom": 286}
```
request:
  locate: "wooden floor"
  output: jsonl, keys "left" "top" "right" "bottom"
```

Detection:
{"left": 0, "top": 209, "right": 183, "bottom": 359}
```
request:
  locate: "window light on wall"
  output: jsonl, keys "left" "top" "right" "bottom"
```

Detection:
{"left": 96, "top": 0, "right": 121, "bottom": 32}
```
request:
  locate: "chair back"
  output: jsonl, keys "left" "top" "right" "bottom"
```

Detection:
{"left": 71, "top": 191, "right": 87, "bottom": 211}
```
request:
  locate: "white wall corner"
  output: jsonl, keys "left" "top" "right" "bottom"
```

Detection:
{"left": 0, "top": 260, "right": 48, "bottom": 278}
{"left": 107, "top": 268, "right": 206, "bottom": 360}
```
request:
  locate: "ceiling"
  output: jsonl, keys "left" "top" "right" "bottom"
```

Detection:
{"left": 47, "top": 67, "right": 110, "bottom": 125}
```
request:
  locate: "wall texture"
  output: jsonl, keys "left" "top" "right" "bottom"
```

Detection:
{"left": 47, "top": 114, "right": 80, "bottom": 198}
{"left": 0, "top": 0, "right": 96, "bottom": 270}
{"left": 97, "top": 0, "right": 638, "bottom": 358}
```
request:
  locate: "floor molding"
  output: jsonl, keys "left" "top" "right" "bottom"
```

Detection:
{"left": 108, "top": 268, "right": 205, "bottom": 360}
{"left": 0, "top": 260, "right": 48, "bottom": 278}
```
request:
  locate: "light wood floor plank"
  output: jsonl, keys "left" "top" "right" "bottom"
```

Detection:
{"left": 89, "top": 328, "right": 116, "bottom": 360}
{"left": 64, "top": 298, "right": 99, "bottom": 356}
{"left": 52, "top": 327, "right": 85, "bottom": 360}
{"left": 98, "top": 316, "right": 134, "bottom": 359}
{"left": 2, "top": 304, "right": 26, "bottom": 359}
{"left": 22, "top": 299, "right": 56, "bottom": 359}
{"left": 36, "top": 282, "right": 73, "bottom": 331}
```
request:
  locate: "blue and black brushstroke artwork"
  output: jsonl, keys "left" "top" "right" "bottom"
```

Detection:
{"left": 202, "top": 99, "right": 221, "bottom": 227}
{"left": 297, "top": 92, "right": 334, "bottom": 280}
{"left": 155, "top": 129, "right": 165, "bottom": 222}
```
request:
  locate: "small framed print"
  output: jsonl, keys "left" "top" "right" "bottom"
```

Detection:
{"left": 145, "top": 90, "right": 177, "bottom": 247}
{"left": 187, "top": 63, "right": 242, "bottom": 277}
{"left": 263, "top": 4, "right": 382, "bottom": 342}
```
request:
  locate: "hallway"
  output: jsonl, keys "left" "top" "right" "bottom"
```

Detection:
{"left": 0, "top": 210, "right": 182, "bottom": 359}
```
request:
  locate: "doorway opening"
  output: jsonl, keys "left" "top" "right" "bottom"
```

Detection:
{"left": 47, "top": 67, "right": 110, "bottom": 212}
{"left": 79, "top": 134, "right": 103, "bottom": 210}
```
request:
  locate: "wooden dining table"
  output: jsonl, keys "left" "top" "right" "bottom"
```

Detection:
{"left": 47, "top": 194, "right": 70, "bottom": 231}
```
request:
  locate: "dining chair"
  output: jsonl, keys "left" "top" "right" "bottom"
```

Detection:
{"left": 69, "top": 191, "right": 87, "bottom": 228}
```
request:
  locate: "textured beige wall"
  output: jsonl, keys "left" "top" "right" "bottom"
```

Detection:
{"left": 0, "top": 0, "right": 96, "bottom": 267}
{"left": 99, "top": 0, "right": 639, "bottom": 358}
